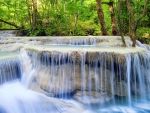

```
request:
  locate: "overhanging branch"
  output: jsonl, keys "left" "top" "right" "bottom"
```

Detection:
{"left": 135, "top": 0, "right": 149, "bottom": 31}
{"left": 0, "top": 19, "right": 21, "bottom": 29}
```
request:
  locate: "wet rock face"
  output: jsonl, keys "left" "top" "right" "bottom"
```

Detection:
{"left": 35, "top": 64, "right": 75, "bottom": 96}
{"left": 29, "top": 54, "right": 128, "bottom": 98}
{"left": 26, "top": 48, "right": 150, "bottom": 100}
{"left": 34, "top": 64, "right": 113, "bottom": 96}
{"left": 114, "top": 81, "right": 127, "bottom": 96}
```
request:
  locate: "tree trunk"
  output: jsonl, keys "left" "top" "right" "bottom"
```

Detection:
{"left": 126, "top": 0, "right": 136, "bottom": 47}
{"left": 31, "top": 0, "right": 38, "bottom": 34}
{"left": 120, "top": 1, "right": 129, "bottom": 34}
{"left": 118, "top": 0, "right": 126, "bottom": 47}
{"left": 109, "top": 2, "right": 118, "bottom": 35}
{"left": 74, "top": 13, "right": 79, "bottom": 34}
{"left": 102, "top": 1, "right": 118, "bottom": 35}
{"left": 26, "top": 0, "right": 32, "bottom": 26}
{"left": 96, "top": 0, "right": 108, "bottom": 35}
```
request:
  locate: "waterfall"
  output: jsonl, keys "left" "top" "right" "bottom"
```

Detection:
{"left": 52, "top": 38, "right": 96, "bottom": 45}
{"left": 19, "top": 52, "right": 35, "bottom": 87}
{"left": 0, "top": 59, "right": 21, "bottom": 84}
{"left": 24, "top": 45, "right": 150, "bottom": 109}
{"left": 0, "top": 51, "right": 91, "bottom": 113}
{"left": 126, "top": 54, "right": 131, "bottom": 106}
{"left": 1, "top": 32, "right": 150, "bottom": 112}
{"left": 0, "top": 30, "right": 17, "bottom": 40}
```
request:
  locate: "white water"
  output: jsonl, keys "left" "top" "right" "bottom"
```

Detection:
{"left": 0, "top": 30, "right": 16, "bottom": 40}
{"left": 0, "top": 82, "right": 92, "bottom": 113}
{"left": 0, "top": 52, "right": 91, "bottom": 113}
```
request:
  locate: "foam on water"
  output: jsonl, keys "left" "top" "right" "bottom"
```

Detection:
{"left": 0, "top": 82, "right": 90, "bottom": 113}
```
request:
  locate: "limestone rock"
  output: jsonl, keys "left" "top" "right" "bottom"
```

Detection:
{"left": 35, "top": 65, "right": 76, "bottom": 96}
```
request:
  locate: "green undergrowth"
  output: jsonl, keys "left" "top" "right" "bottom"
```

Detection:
{"left": 137, "top": 27, "right": 150, "bottom": 44}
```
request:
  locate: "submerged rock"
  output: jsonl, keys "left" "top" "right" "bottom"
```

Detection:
{"left": 73, "top": 91, "right": 112, "bottom": 104}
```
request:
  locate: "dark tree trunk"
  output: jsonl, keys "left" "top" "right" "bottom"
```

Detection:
{"left": 109, "top": 2, "right": 118, "bottom": 35}
{"left": 118, "top": 0, "right": 126, "bottom": 47}
{"left": 102, "top": 1, "right": 118, "bottom": 35}
{"left": 96, "top": 0, "right": 108, "bottom": 35}
{"left": 126, "top": 0, "right": 136, "bottom": 47}
{"left": 119, "top": 1, "right": 129, "bottom": 34}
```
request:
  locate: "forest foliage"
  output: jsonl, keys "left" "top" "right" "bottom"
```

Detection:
{"left": 0, "top": 0, "right": 150, "bottom": 40}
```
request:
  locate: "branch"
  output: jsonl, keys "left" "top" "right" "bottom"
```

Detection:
{"left": 0, "top": 19, "right": 21, "bottom": 29}
{"left": 135, "top": 0, "right": 149, "bottom": 31}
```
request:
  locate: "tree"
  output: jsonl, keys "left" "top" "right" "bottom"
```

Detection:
{"left": 134, "top": 0, "right": 149, "bottom": 32}
{"left": 0, "top": 0, "right": 149, "bottom": 37}
{"left": 126, "top": 0, "right": 149, "bottom": 47}
{"left": 96, "top": 0, "right": 108, "bottom": 35}
{"left": 118, "top": 0, "right": 126, "bottom": 47}
{"left": 102, "top": 0, "right": 118, "bottom": 35}
{"left": 117, "top": 0, "right": 126, "bottom": 46}
{"left": 31, "top": 0, "right": 38, "bottom": 33}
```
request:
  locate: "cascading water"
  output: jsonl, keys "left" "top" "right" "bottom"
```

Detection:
{"left": 1, "top": 31, "right": 150, "bottom": 113}
{"left": 52, "top": 37, "right": 96, "bottom": 45}
{"left": 0, "top": 59, "right": 21, "bottom": 84}
{"left": 0, "top": 51, "right": 91, "bottom": 113}
{"left": 24, "top": 44, "right": 150, "bottom": 112}
{"left": 0, "top": 30, "right": 17, "bottom": 40}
